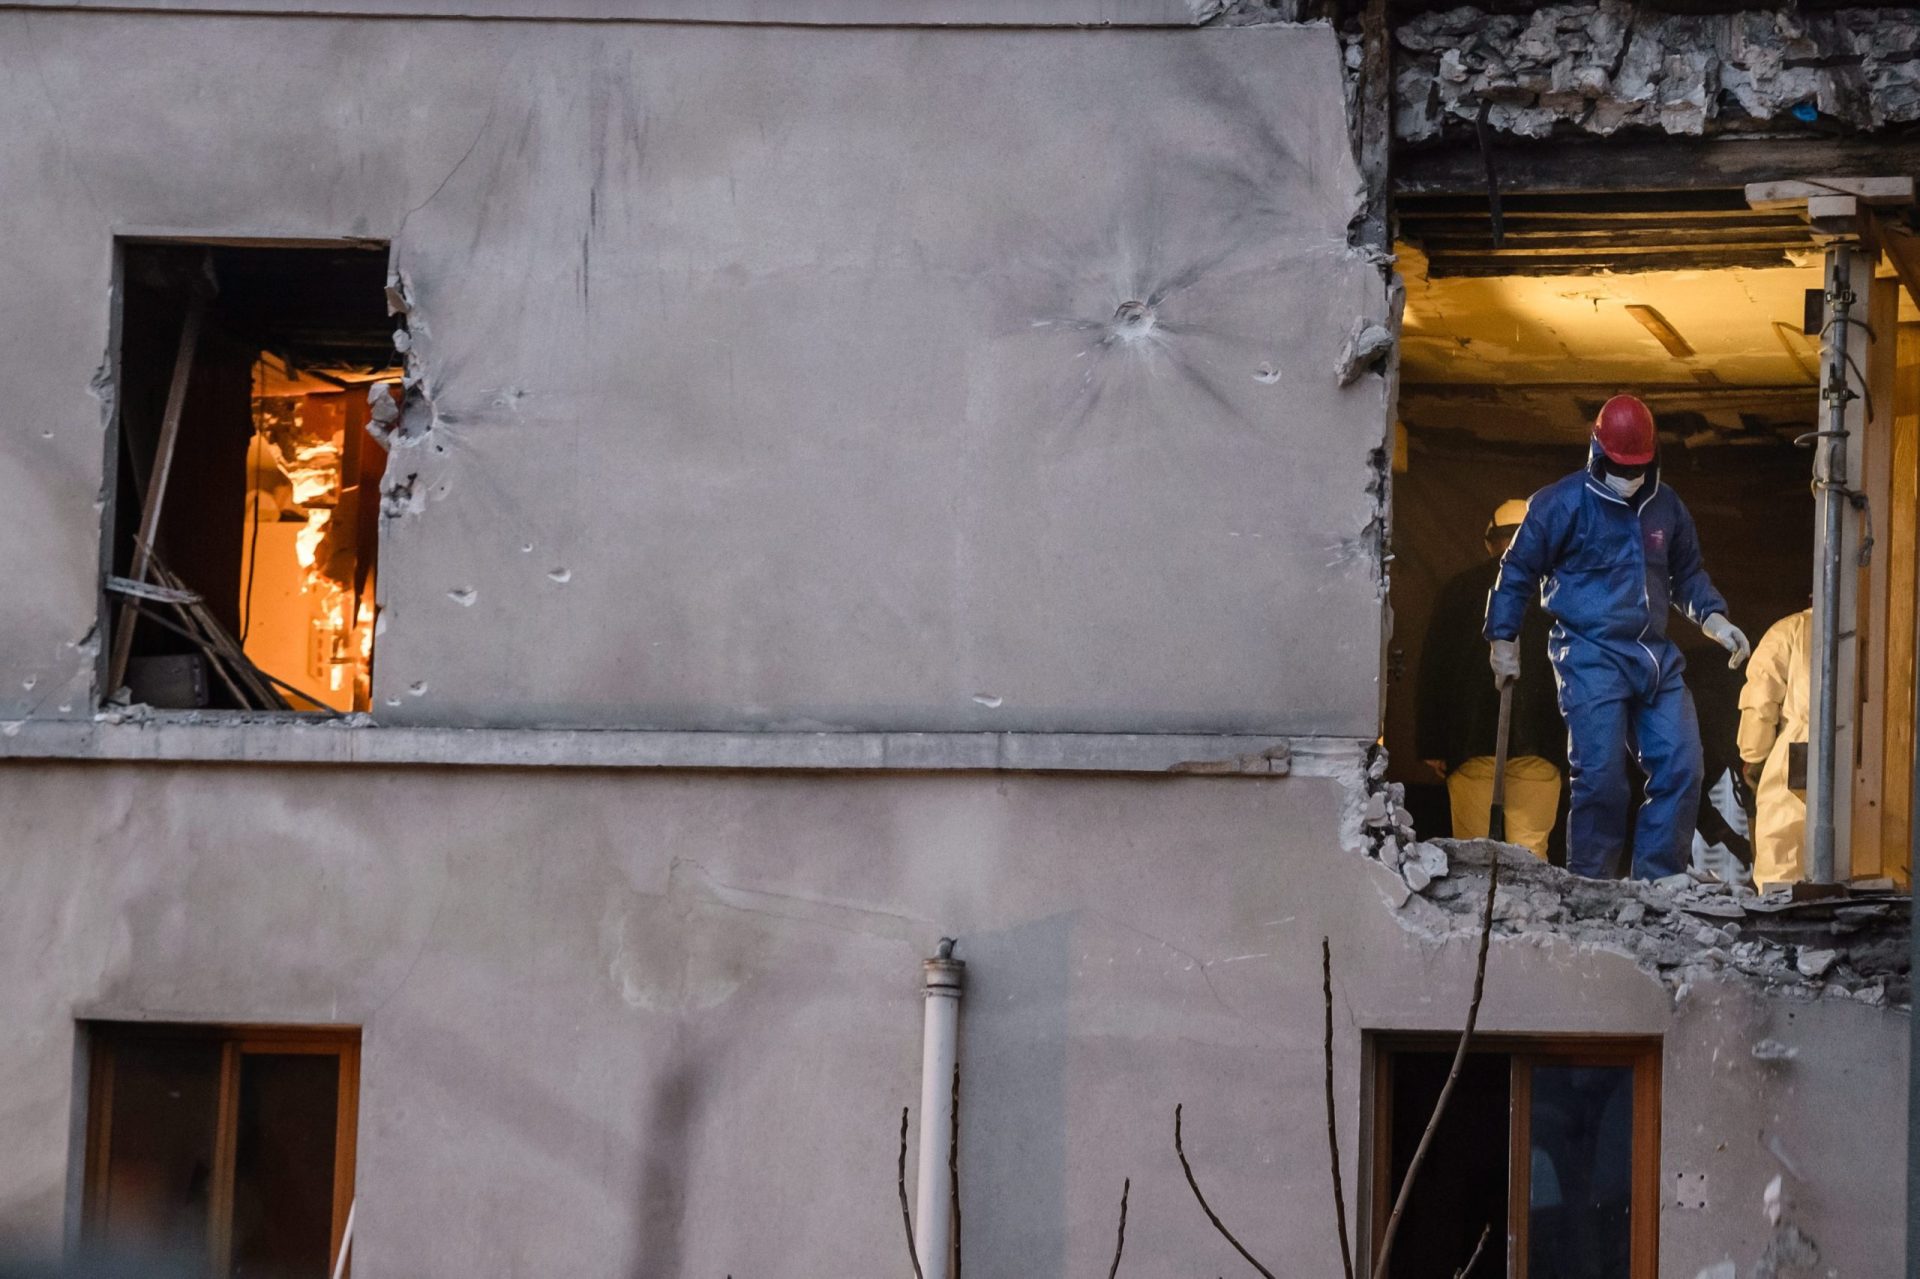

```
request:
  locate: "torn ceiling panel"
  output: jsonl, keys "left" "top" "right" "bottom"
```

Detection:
{"left": 1399, "top": 247, "right": 1823, "bottom": 385}
{"left": 1397, "top": 244, "right": 1823, "bottom": 440}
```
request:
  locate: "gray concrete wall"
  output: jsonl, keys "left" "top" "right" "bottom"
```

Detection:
{"left": 0, "top": 12, "right": 1389, "bottom": 735}
{"left": 2, "top": 0, "right": 1209, "bottom": 22}
{"left": 0, "top": 763, "right": 1902, "bottom": 1276}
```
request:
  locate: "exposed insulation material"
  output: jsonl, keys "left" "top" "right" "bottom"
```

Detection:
{"left": 1395, "top": 2, "right": 1920, "bottom": 143}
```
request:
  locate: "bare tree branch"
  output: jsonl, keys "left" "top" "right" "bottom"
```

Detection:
{"left": 949, "top": 1062, "right": 962, "bottom": 1279}
{"left": 1323, "top": 936, "right": 1356, "bottom": 1279}
{"left": 1371, "top": 858, "right": 1501, "bottom": 1279}
{"left": 1174, "top": 1103, "right": 1277, "bottom": 1279}
{"left": 1106, "top": 1178, "right": 1130, "bottom": 1279}
{"left": 899, "top": 1108, "right": 926, "bottom": 1279}
{"left": 1452, "top": 1222, "right": 1492, "bottom": 1279}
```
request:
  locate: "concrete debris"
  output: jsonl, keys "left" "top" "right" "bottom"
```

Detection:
{"left": 1401, "top": 842, "right": 1449, "bottom": 892}
{"left": 1749, "top": 1038, "right": 1797, "bottom": 1063}
{"left": 1691, "top": 1264, "right": 1736, "bottom": 1279}
{"left": 1393, "top": 1, "right": 1920, "bottom": 143}
{"left": 1388, "top": 839, "right": 1911, "bottom": 1004}
{"left": 1335, "top": 319, "right": 1395, "bottom": 386}
{"left": 1793, "top": 947, "right": 1837, "bottom": 980}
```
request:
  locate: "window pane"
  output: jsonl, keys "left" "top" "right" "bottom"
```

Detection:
{"left": 98, "top": 1037, "right": 222, "bottom": 1267}
{"left": 1385, "top": 1050, "right": 1510, "bottom": 1279}
{"left": 230, "top": 1053, "right": 340, "bottom": 1279}
{"left": 1528, "top": 1065, "right": 1634, "bottom": 1279}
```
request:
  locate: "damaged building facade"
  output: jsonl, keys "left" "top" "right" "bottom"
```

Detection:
{"left": 0, "top": 2, "right": 1912, "bottom": 1276}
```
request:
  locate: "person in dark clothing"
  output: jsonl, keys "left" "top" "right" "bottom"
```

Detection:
{"left": 1418, "top": 498, "right": 1566, "bottom": 858}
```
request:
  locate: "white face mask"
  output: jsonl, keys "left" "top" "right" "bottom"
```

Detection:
{"left": 1604, "top": 471, "right": 1645, "bottom": 499}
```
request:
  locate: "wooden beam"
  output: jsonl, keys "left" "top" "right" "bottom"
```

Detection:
{"left": 1882, "top": 225, "right": 1920, "bottom": 316}
{"left": 1746, "top": 176, "right": 1917, "bottom": 211}
{"left": 105, "top": 291, "right": 206, "bottom": 698}
{"left": 1396, "top": 136, "right": 1920, "bottom": 198}
{"left": 1354, "top": 0, "right": 1392, "bottom": 251}
{"left": 1420, "top": 248, "right": 1800, "bottom": 277}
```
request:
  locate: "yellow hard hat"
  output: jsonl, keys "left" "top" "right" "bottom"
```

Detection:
{"left": 1489, "top": 498, "right": 1529, "bottom": 531}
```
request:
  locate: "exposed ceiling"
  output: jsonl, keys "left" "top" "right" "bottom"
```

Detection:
{"left": 1398, "top": 242, "right": 1832, "bottom": 443}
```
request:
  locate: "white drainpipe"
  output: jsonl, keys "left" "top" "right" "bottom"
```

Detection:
{"left": 915, "top": 938, "right": 966, "bottom": 1279}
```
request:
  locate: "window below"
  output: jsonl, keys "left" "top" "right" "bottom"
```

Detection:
{"left": 106, "top": 242, "right": 400, "bottom": 714}
{"left": 82, "top": 1023, "right": 359, "bottom": 1278}
{"left": 1369, "top": 1035, "right": 1660, "bottom": 1279}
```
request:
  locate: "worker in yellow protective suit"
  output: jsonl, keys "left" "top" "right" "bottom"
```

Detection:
{"left": 1737, "top": 607, "right": 1811, "bottom": 886}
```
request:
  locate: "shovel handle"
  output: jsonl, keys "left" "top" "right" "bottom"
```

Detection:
{"left": 1488, "top": 681, "right": 1514, "bottom": 841}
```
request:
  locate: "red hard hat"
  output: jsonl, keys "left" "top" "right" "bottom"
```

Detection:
{"left": 1594, "top": 395, "right": 1656, "bottom": 465}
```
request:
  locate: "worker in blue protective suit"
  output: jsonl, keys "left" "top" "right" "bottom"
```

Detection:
{"left": 1483, "top": 395, "right": 1751, "bottom": 880}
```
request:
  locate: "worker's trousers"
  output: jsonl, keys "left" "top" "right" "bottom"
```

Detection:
{"left": 1445, "top": 756, "right": 1560, "bottom": 860}
{"left": 1564, "top": 676, "right": 1703, "bottom": 880}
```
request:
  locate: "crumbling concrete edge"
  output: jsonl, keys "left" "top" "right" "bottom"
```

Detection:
{"left": 1381, "top": 838, "right": 1912, "bottom": 1010}
{"left": 0, "top": 718, "right": 1374, "bottom": 775}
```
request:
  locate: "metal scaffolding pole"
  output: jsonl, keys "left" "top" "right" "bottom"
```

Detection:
{"left": 1808, "top": 241, "right": 1855, "bottom": 885}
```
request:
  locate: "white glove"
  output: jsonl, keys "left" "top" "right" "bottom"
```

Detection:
{"left": 1703, "top": 613, "right": 1750, "bottom": 668}
{"left": 1489, "top": 638, "right": 1520, "bottom": 688}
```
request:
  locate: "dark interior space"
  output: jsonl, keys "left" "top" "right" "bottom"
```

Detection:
{"left": 108, "top": 242, "right": 396, "bottom": 712}
{"left": 1381, "top": 1048, "right": 1511, "bottom": 1279}
{"left": 231, "top": 1054, "right": 341, "bottom": 1279}
{"left": 84, "top": 1024, "right": 356, "bottom": 1278}
{"left": 91, "top": 1035, "right": 222, "bottom": 1265}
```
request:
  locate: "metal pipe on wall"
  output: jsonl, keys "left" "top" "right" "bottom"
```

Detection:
{"left": 1809, "top": 241, "right": 1855, "bottom": 884}
{"left": 915, "top": 939, "right": 965, "bottom": 1279}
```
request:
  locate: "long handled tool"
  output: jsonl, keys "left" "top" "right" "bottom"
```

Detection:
{"left": 1487, "top": 681, "right": 1514, "bottom": 842}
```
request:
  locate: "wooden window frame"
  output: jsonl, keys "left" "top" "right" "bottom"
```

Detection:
{"left": 1366, "top": 1033, "right": 1661, "bottom": 1279}
{"left": 81, "top": 1022, "right": 360, "bottom": 1277}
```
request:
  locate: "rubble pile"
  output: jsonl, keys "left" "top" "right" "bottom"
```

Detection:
{"left": 1393, "top": 1, "right": 1920, "bottom": 142}
{"left": 1376, "top": 834, "right": 1911, "bottom": 1005}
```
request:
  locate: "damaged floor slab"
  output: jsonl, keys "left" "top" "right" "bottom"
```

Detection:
{"left": 1390, "top": 839, "right": 1912, "bottom": 1006}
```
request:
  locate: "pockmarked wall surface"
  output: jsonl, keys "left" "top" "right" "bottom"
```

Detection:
{"left": 0, "top": 14, "right": 1389, "bottom": 735}
{"left": 0, "top": 765, "right": 1902, "bottom": 1277}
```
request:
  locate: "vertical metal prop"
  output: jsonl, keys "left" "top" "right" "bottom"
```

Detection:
{"left": 105, "top": 293, "right": 208, "bottom": 697}
{"left": 1809, "top": 243, "right": 1853, "bottom": 884}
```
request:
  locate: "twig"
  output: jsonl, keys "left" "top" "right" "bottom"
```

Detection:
{"left": 899, "top": 1108, "right": 925, "bottom": 1279}
{"left": 1452, "top": 1222, "right": 1492, "bottom": 1279}
{"left": 1371, "top": 858, "right": 1501, "bottom": 1279}
{"left": 949, "top": 1062, "right": 962, "bottom": 1279}
{"left": 1174, "top": 1104, "right": 1277, "bottom": 1279}
{"left": 1106, "top": 1179, "right": 1130, "bottom": 1279}
{"left": 1323, "top": 937, "right": 1356, "bottom": 1279}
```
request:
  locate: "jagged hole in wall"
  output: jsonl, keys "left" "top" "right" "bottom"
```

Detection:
{"left": 111, "top": 243, "right": 400, "bottom": 713}
{"left": 1381, "top": 190, "right": 1847, "bottom": 878}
